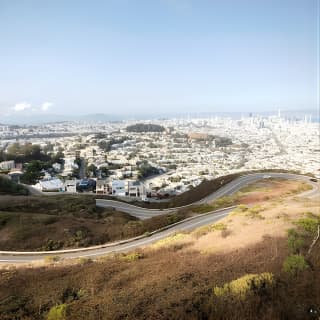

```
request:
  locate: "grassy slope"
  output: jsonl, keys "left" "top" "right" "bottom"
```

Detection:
{"left": 0, "top": 195, "right": 193, "bottom": 251}
{"left": 0, "top": 179, "right": 311, "bottom": 251}
{"left": 125, "top": 169, "right": 307, "bottom": 209}
{"left": 0, "top": 195, "right": 319, "bottom": 320}
{"left": 0, "top": 176, "right": 29, "bottom": 195}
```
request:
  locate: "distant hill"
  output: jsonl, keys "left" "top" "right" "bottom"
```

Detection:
{"left": 0, "top": 109, "right": 318, "bottom": 125}
{"left": 126, "top": 123, "right": 165, "bottom": 133}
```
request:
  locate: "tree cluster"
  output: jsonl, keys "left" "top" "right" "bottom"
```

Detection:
{"left": 137, "top": 161, "right": 160, "bottom": 179}
{"left": 126, "top": 123, "right": 165, "bottom": 133}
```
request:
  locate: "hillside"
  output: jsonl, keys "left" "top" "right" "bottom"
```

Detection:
{"left": 126, "top": 123, "right": 165, "bottom": 132}
{"left": 0, "top": 179, "right": 319, "bottom": 319}
{"left": 0, "top": 195, "right": 188, "bottom": 251}
{"left": 0, "top": 179, "right": 310, "bottom": 251}
{"left": 0, "top": 176, "right": 29, "bottom": 196}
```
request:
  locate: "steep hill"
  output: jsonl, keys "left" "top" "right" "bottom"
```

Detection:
{"left": 0, "top": 180, "right": 319, "bottom": 319}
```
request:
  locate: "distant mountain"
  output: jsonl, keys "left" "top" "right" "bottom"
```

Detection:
{"left": 0, "top": 109, "right": 318, "bottom": 125}
{"left": 0, "top": 113, "right": 125, "bottom": 125}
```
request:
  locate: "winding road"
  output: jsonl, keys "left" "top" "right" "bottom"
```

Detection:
{"left": 96, "top": 172, "right": 319, "bottom": 219}
{"left": 0, "top": 172, "right": 318, "bottom": 264}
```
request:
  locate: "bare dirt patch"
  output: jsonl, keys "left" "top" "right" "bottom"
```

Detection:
{"left": 236, "top": 179, "right": 311, "bottom": 204}
{"left": 190, "top": 195, "right": 320, "bottom": 255}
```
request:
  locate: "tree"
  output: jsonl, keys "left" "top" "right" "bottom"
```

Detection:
{"left": 138, "top": 162, "right": 159, "bottom": 179}
{"left": 100, "top": 167, "right": 109, "bottom": 178}
{"left": 87, "top": 164, "right": 98, "bottom": 177}
{"left": 21, "top": 160, "right": 47, "bottom": 184}
{"left": 6, "top": 142, "right": 51, "bottom": 163}
{"left": 71, "top": 167, "right": 80, "bottom": 179}
{"left": 0, "top": 176, "right": 29, "bottom": 195}
{"left": 50, "top": 151, "right": 64, "bottom": 165}
{"left": 126, "top": 123, "right": 165, "bottom": 133}
{"left": 98, "top": 140, "right": 111, "bottom": 151}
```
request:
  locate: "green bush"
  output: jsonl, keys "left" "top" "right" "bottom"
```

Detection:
{"left": 153, "top": 233, "right": 187, "bottom": 248}
{"left": 237, "top": 204, "right": 248, "bottom": 212}
{"left": 192, "top": 196, "right": 236, "bottom": 214}
{"left": 47, "top": 303, "right": 68, "bottom": 320}
{"left": 211, "top": 223, "right": 227, "bottom": 231}
{"left": 193, "top": 223, "right": 227, "bottom": 238}
{"left": 43, "top": 239, "right": 63, "bottom": 251}
{"left": 287, "top": 229, "right": 304, "bottom": 253}
{"left": 213, "top": 273, "right": 274, "bottom": 299}
{"left": 295, "top": 218, "right": 319, "bottom": 234}
{"left": 245, "top": 205, "right": 265, "bottom": 219}
{"left": 121, "top": 252, "right": 143, "bottom": 262}
{"left": 192, "top": 204, "right": 214, "bottom": 214}
{"left": 0, "top": 212, "right": 14, "bottom": 228}
{"left": 77, "top": 257, "right": 92, "bottom": 265}
{"left": 0, "top": 176, "right": 29, "bottom": 195}
{"left": 283, "top": 255, "right": 308, "bottom": 275}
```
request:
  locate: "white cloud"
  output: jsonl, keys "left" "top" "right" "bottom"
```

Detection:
{"left": 13, "top": 102, "right": 31, "bottom": 112}
{"left": 41, "top": 102, "right": 53, "bottom": 111}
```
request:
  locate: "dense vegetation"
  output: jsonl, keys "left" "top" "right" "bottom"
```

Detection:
{"left": 0, "top": 176, "right": 29, "bottom": 195}
{"left": 97, "top": 136, "right": 128, "bottom": 152}
{"left": 213, "top": 135, "right": 233, "bottom": 147}
{"left": 126, "top": 123, "right": 165, "bottom": 133}
{"left": 189, "top": 133, "right": 232, "bottom": 147}
{"left": 0, "top": 142, "right": 63, "bottom": 164}
{"left": 137, "top": 161, "right": 160, "bottom": 179}
{"left": 0, "top": 142, "right": 64, "bottom": 184}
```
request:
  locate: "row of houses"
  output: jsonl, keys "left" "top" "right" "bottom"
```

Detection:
{"left": 96, "top": 179, "right": 147, "bottom": 197}
{"left": 0, "top": 160, "right": 22, "bottom": 171}
{"left": 33, "top": 177, "right": 147, "bottom": 199}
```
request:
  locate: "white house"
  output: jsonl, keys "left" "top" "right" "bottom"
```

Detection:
{"left": 111, "top": 180, "right": 126, "bottom": 196}
{"left": 0, "top": 160, "right": 15, "bottom": 171}
{"left": 35, "top": 178, "right": 64, "bottom": 192}
{"left": 127, "top": 180, "right": 147, "bottom": 198}
{"left": 96, "top": 179, "right": 111, "bottom": 195}
{"left": 64, "top": 179, "right": 77, "bottom": 193}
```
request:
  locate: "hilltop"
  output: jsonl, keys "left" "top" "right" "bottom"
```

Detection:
{"left": 126, "top": 123, "right": 165, "bottom": 133}
{"left": 0, "top": 178, "right": 319, "bottom": 319}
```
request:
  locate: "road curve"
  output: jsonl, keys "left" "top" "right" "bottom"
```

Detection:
{"left": 0, "top": 172, "right": 318, "bottom": 264}
{"left": 96, "top": 172, "right": 319, "bottom": 219}
{"left": 0, "top": 207, "right": 234, "bottom": 264}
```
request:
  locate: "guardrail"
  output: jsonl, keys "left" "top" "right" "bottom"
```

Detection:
{"left": 0, "top": 206, "right": 236, "bottom": 256}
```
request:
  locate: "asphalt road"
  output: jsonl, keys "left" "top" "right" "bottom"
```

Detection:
{"left": 96, "top": 172, "right": 319, "bottom": 219}
{"left": 0, "top": 207, "right": 233, "bottom": 263}
{"left": 0, "top": 172, "right": 318, "bottom": 264}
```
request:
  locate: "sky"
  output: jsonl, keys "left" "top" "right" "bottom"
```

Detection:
{"left": 0, "top": 0, "right": 319, "bottom": 118}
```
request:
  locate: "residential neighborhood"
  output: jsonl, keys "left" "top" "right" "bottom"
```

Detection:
{"left": 0, "top": 113, "right": 319, "bottom": 200}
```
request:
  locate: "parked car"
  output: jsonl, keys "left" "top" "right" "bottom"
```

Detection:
{"left": 141, "top": 197, "right": 150, "bottom": 204}
{"left": 76, "top": 179, "right": 96, "bottom": 192}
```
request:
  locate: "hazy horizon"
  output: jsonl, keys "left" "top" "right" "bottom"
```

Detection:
{"left": 1, "top": 108, "right": 319, "bottom": 126}
{"left": 0, "top": 0, "right": 319, "bottom": 117}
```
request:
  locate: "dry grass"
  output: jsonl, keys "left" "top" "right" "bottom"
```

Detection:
{"left": 0, "top": 196, "right": 193, "bottom": 251}
{"left": 0, "top": 193, "right": 319, "bottom": 319}
{"left": 191, "top": 196, "right": 319, "bottom": 255}
{"left": 0, "top": 178, "right": 318, "bottom": 319}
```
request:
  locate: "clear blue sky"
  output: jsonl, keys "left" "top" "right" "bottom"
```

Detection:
{"left": 0, "top": 0, "right": 318, "bottom": 116}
